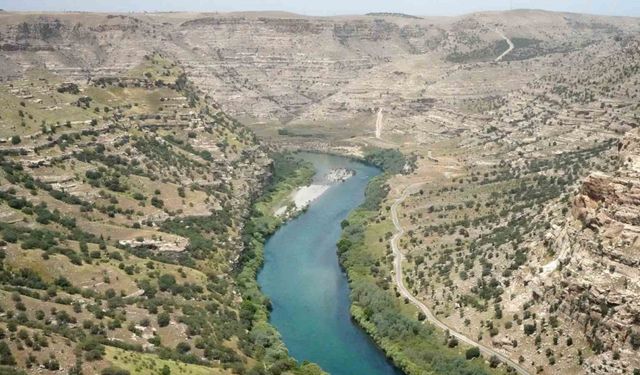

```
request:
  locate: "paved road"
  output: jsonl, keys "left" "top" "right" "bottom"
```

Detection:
{"left": 494, "top": 30, "right": 514, "bottom": 62}
{"left": 389, "top": 183, "right": 531, "bottom": 375}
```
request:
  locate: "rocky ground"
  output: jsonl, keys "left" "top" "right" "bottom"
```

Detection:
{"left": 1, "top": 8, "right": 640, "bottom": 375}
{"left": 0, "top": 51, "right": 275, "bottom": 374}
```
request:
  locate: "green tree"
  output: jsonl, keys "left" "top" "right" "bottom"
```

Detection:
{"left": 157, "top": 274, "right": 176, "bottom": 292}
{"left": 489, "top": 355, "right": 501, "bottom": 368}
{"left": 1, "top": 229, "right": 18, "bottom": 244}
{"left": 78, "top": 336, "right": 105, "bottom": 361}
{"left": 524, "top": 323, "right": 536, "bottom": 335}
{"left": 465, "top": 346, "right": 481, "bottom": 360}
{"left": 157, "top": 312, "right": 171, "bottom": 327}
{"left": 176, "top": 342, "right": 191, "bottom": 353}
{"left": 0, "top": 341, "right": 16, "bottom": 366}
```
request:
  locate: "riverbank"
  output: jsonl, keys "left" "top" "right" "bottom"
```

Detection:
{"left": 274, "top": 167, "right": 356, "bottom": 216}
{"left": 336, "top": 159, "right": 503, "bottom": 375}
{"left": 236, "top": 148, "right": 419, "bottom": 375}
{"left": 257, "top": 152, "right": 402, "bottom": 375}
{"left": 236, "top": 153, "right": 325, "bottom": 375}
{"left": 237, "top": 149, "right": 499, "bottom": 375}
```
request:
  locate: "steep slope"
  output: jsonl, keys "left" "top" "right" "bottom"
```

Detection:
{"left": 0, "top": 10, "right": 638, "bottom": 126}
{"left": 377, "top": 33, "right": 640, "bottom": 374}
{"left": 1, "top": 9, "right": 640, "bottom": 375}
{"left": 0, "top": 52, "right": 285, "bottom": 374}
{"left": 548, "top": 129, "right": 640, "bottom": 373}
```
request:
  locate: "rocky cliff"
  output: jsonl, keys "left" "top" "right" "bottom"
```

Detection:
{"left": 1, "top": 11, "right": 638, "bottom": 126}
{"left": 547, "top": 129, "right": 640, "bottom": 372}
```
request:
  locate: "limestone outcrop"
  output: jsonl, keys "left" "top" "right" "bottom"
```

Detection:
{"left": 550, "top": 129, "right": 640, "bottom": 370}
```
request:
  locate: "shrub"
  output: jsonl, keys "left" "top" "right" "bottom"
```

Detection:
{"left": 0, "top": 341, "right": 16, "bottom": 365}
{"left": 151, "top": 196, "right": 164, "bottom": 209}
{"left": 0, "top": 365, "right": 27, "bottom": 375}
{"left": 630, "top": 332, "right": 640, "bottom": 350}
{"left": 158, "top": 274, "right": 176, "bottom": 292}
{"left": 176, "top": 342, "right": 191, "bottom": 353}
{"left": 43, "top": 358, "right": 60, "bottom": 370}
{"left": 1, "top": 229, "right": 18, "bottom": 244}
{"left": 85, "top": 170, "right": 102, "bottom": 180}
{"left": 465, "top": 346, "right": 481, "bottom": 360}
{"left": 78, "top": 336, "right": 105, "bottom": 361}
{"left": 524, "top": 323, "right": 536, "bottom": 335}
{"left": 447, "top": 337, "right": 459, "bottom": 348}
{"left": 489, "top": 355, "right": 501, "bottom": 368}
{"left": 158, "top": 312, "right": 171, "bottom": 327}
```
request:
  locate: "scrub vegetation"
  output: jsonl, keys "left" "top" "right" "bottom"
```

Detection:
{"left": 237, "top": 153, "right": 324, "bottom": 375}
{"left": 337, "top": 157, "right": 502, "bottom": 375}
{"left": 0, "top": 53, "right": 317, "bottom": 375}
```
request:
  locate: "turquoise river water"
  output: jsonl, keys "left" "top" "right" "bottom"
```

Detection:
{"left": 257, "top": 153, "right": 404, "bottom": 375}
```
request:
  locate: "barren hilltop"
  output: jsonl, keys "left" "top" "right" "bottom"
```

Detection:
{"left": 0, "top": 8, "right": 639, "bottom": 375}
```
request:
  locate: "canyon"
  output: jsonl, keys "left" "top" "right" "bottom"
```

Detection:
{"left": 0, "top": 8, "right": 639, "bottom": 375}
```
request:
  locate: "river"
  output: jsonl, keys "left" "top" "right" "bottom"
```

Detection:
{"left": 257, "top": 153, "right": 403, "bottom": 375}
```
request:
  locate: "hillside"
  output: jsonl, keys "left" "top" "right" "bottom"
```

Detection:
{"left": 0, "top": 8, "right": 640, "bottom": 375}
{"left": 0, "top": 51, "right": 293, "bottom": 374}
{"left": 0, "top": 10, "right": 638, "bottom": 126}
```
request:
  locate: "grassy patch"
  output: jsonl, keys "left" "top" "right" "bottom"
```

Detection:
{"left": 106, "top": 347, "right": 226, "bottom": 375}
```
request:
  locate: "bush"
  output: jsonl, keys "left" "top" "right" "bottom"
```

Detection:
{"left": 10, "top": 136, "right": 21, "bottom": 145}
{"left": 151, "top": 196, "right": 164, "bottom": 209}
{"left": 489, "top": 355, "right": 501, "bottom": 368}
{"left": 157, "top": 312, "right": 171, "bottom": 327}
{"left": 78, "top": 336, "right": 105, "bottom": 361}
{"left": 447, "top": 337, "right": 459, "bottom": 348}
{"left": 0, "top": 342, "right": 16, "bottom": 365}
{"left": 176, "top": 342, "right": 191, "bottom": 353}
{"left": 158, "top": 274, "right": 176, "bottom": 292}
{"left": 1, "top": 229, "right": 18, "bottom": 244}
{"left": 85, "top": 170, "right": 102, "bottom": 180}
{"left": 524, "top": 323, "right": 536, "bottom": 336}
{"left": 0, "top": 365, "right": 27, "bottom": 374}
{"left": 465, "top": 346, "right": 481, "bottom": 360}
{"left": 43, "top": 358, "right": 60, "bottom": 370}
{"left": 630, "top": 332, "right": 640, "bottom": 350}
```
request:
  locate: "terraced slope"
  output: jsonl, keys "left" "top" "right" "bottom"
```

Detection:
{"left": 0, "top": 52, "right": 324, "bottom": 375}
{"left": 1, "top": 9, "right": 640, "bottom": 375}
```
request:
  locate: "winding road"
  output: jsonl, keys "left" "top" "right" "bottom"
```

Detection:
{"left": 494, "top": 30, "right": 514, "bottom": 62}
{"left": 389, "top": 183, "right": 531, "bottom": 375}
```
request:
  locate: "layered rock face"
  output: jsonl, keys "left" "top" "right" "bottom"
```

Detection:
{"left": 556, "top": 130, "right": 640, "bottom": 371}
{"left": 2, "top": 9, "right": 640, "bottom": 374}
{"left": 1, "top": 10, "right": 638, "bottom": 128}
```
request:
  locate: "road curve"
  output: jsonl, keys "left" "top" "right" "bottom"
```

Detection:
{"left": 389, "top": 183, "right": 531, "bottom": 375}
{"left": 494, "top": 30, "right": 514, "bottom": 62}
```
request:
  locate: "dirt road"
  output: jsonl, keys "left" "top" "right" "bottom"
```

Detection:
{"left": 389, "top": 183, "right": 531, "bottom": 375}
{"left": 375, "top": 108, "right": 383, "bottom": 139}
{"left": 495, "top": 30, "right": 514, "bottom": 62}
